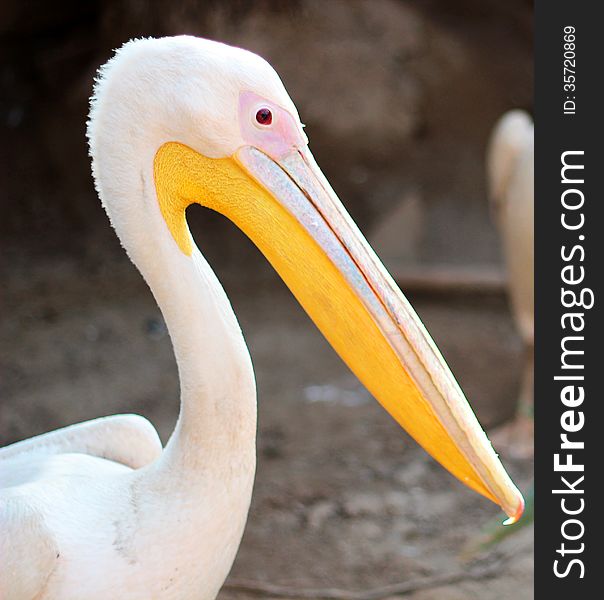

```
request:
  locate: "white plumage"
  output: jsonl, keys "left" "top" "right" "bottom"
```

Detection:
{"left": 487, "top": 110, "right": 534, "bottom": 347}
{"left": 1, "top": 37, "right": 284, "bottom": 600}
{"left": 487, "top": 110, "right": 534, "bottom": 451}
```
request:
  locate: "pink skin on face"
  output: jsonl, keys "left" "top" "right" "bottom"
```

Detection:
{"left": 238, "top": 91, "right": 307, "bottom": 161}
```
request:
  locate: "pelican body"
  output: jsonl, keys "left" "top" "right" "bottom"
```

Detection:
{"left": 1, "top": 37, "right": 523, "bottom": 599}
{"left": 487, "top": 111, "right": 534, "bottom": 422}
{"left": 487, "top": 110, "right": 534, "bottom": 347}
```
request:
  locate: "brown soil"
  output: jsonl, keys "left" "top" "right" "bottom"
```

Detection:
{"left": 1, "top": 231, "right": 533, "bottom": 599}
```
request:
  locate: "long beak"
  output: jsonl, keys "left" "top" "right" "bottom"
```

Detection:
{"left": 233, "top": 145, "right": 524, "bottom": 523}
{"left": 153, "top": 140, "right": 523, "bottom": 522}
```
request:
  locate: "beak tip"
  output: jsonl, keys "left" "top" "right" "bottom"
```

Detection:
{"left": 502, "top": 493, "right": 525, "bottom": 526}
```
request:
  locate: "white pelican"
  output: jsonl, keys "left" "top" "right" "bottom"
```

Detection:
{"left": 1, "top": 37, "right": 523, "bottom": 599}
{"left": 486, "top": 110, "right": 534, "bottom": 456}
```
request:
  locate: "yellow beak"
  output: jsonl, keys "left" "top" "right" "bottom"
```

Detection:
{"left": 154, "top": 142, "right": 524, "bottom": 523}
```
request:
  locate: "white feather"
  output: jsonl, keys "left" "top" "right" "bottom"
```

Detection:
{"left": 487, "top": 110, "right": 534, "bottom": 343}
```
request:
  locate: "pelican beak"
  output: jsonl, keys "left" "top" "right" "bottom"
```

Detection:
{"left": 153, "top": 140, "right": 524, "bottom": 522}
{"left": 233, "top": 145, "right": 524, "bottom": 523}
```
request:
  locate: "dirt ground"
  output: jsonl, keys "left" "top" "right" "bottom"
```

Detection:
{"left": 1, "top": 226, "right": 533, "bottom": 600}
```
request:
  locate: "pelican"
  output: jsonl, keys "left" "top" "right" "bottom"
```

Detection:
{"left": 1, "top": 37, "right": 523, "bottom": 599}
{"left": 486, "top": 110, "right": 534, "bottom": 457}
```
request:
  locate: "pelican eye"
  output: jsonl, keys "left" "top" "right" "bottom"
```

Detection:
{"left": 255, "top": 108, "right": 273, "bottom": 126}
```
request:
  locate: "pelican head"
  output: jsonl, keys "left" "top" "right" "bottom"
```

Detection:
{"left": 89, "top": 36, "right": 523, "bottom": 522}
{"left": 487, "top": 109, "right": 534, "bottom": 219}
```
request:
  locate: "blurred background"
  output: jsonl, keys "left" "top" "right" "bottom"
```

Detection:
{"left": 1, "top": 1, "right": 533, "bottom": 598}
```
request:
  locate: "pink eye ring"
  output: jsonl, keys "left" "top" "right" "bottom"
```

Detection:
{"left": 240, "top": 91, "right": 306, "bottom": 160}
{"left": 255, "top": 108, "right": 273, "bottom": 126}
